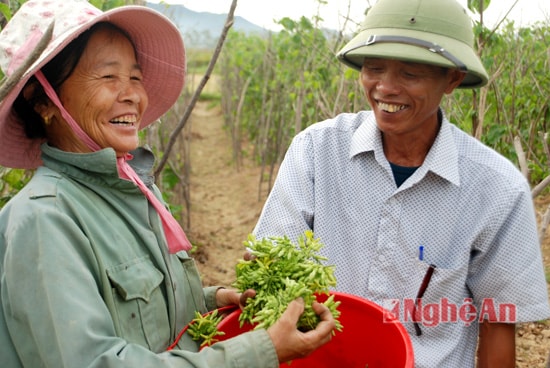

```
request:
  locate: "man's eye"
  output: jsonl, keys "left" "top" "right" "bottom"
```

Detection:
{"left": 102, "top": 74, "right": 115, "bottom": 79}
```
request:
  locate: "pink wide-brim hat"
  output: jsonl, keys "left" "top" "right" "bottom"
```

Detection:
{"left": 0, "top": 0, "right": 186, "bottom": 169}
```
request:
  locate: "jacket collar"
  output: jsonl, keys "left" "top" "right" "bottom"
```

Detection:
{"left": 40, "top": 144, "right": 156, "bottom": 187}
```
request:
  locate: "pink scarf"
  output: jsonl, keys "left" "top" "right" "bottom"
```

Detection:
{"left": 35, "top": 70, "right": 191, "bottom": 253}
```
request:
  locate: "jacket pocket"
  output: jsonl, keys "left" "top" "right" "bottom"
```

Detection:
{"left": 176, "top": 254, "right": 208, "bottom": 314}
{"left": 107, "top": 256, "right": 170, "bottom": 351}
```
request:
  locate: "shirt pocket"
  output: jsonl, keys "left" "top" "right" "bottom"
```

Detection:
{"left": 411, "top": 259, "right": 469, "bottom": 303}
{"left": 107, "top": 256, "right": 170, "bottom": 351}
{"left": 176, "top": 254, "right": 208, "bottom": 314}
{"left": 404, "top": 259, "right": 470, "bottom": 338}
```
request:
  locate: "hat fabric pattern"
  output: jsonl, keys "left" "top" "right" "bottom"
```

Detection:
{"left": 337, "top": 0, "right": 489, "bottom": 89}
{"left": 0, "top": 0, "right": 186, "bottom": 169}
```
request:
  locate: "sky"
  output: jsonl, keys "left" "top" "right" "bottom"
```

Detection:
{"left": 150, "top": 0, "right": 550, "bottom": 32}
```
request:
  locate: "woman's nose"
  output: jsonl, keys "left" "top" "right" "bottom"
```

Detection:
{"left": 118, "top": 80, "right": 142, "bottom": 104}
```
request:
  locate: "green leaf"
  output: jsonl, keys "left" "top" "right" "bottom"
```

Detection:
{"left": 2, "top": 169, "right": 28, "bottom": 190}
{"left": 467, "top": 0, "right": 491, "bottom": 13}
{"left": 161, "top": 166, "right": 180, "bottom": 190}
{"left": 0, "top": 3, "right": 13, "bottom": 22}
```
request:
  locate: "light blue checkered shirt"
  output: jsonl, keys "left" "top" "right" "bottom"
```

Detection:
{"left": 254, "top": 110, "right": 550, "bottom": 367}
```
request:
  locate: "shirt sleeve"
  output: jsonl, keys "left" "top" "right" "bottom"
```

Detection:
{"left": 203, "top": 286, "right": 222, "bottom": 311}
{"left": 254, "top": 132, "right": 315, "bottom": 242}
{"left": 466, "top": 183, "right": 550, "bottom": 323}
{"left": 1, "top": 206, "right": 278, "bottom": 368}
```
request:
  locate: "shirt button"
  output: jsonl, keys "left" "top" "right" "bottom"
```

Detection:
{"left": 378, "top": 255, "right": 386, "bottom": 262}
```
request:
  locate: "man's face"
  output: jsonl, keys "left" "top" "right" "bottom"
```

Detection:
{"left": 360, "top": 58, "right": 465, "bottom": 138}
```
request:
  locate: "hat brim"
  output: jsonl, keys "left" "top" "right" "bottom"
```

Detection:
{"left": 337, "top": 27, "right": 488, "bottom": 89}
{"left": 0, "top": 6, "right": 185, "bottom": 169}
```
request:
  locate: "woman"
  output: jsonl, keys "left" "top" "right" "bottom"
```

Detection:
{"left": 0, "top": 0, "right": 335, "bottom": 367}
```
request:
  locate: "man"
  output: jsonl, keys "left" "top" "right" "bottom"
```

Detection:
{"left": 253, "top": 0, "right": 550, "bottom": 366}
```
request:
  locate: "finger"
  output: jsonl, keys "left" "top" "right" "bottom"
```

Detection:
{"left": 310, "top": 302, "right": 336, "bottom": 337}
{"left": 239, "top": 289, "right": 256, "bottom": 308}
{"left": 312, "top": 301, "right": 331, "bottom": 319}
{"left": 216, "top": 288, "right": 240, "bottom": 307}
{"left": 243, "top": 251, "right": 256, "bottom": 261}
{"left": 281, "top": 298, "right": 305, "bottom": 324}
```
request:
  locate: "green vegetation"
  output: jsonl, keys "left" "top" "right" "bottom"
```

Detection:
{"left": 186, "top": 48, "right": 218, "bottom": 75}
{"left": 186, "top": 309, "right": 226, "bottom": 347}
{"left": 1, "top": 0, "right": 549, "bottom": 232}
{"left": 219, "top": 14, "right": 550, "bottom": 192}
{"left": 0, "top": 168, "right": 32, "bottom": 208}
{"left": 233, "top": 231, "right": 342, "bottom": 332}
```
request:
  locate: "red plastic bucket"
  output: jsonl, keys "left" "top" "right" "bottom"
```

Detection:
{"left": 216, "top": 291, "right": 414, "bottom": 368}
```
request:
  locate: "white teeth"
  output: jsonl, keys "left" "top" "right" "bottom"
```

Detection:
{"left": 111, "top": 115, "right": 137, "bottom": 124}
{"left": 378, "top": 102, "right": 406, "bottom": 113}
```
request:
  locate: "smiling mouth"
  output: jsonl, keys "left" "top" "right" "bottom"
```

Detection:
{"left": 378, "top": 102, "right": 407, "bottom": 113}
{"left": 110, "top": 115, "right": 137, "bottom": 126}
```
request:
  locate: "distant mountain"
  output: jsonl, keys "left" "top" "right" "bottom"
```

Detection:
{"left": 146, "top": 2, "right": 269, "bottom": 49}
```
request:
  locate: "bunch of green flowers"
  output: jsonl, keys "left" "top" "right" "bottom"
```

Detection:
{"left": 233, "top": 231, "right": 342, "bottom": 332}
{"left": 187, "top": 309, "right": 225, "bottom": 347}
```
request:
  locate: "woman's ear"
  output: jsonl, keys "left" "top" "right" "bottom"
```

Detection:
{"left": 22, "top": 81, "right": 55, "bottom": 120}
{"left": 21, "top": 81, "right": 37, "bottom": 102}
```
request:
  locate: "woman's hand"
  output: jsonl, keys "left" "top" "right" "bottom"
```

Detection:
{"left": 267, "top": 298, "right": 335, "bottom": 363}
{"left": 215, "top": 287, "right": 256, "bottom": 309}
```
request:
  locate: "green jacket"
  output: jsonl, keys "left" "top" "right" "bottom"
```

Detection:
{"left": 0, "top": 144, "right": 278, "bottom": 368}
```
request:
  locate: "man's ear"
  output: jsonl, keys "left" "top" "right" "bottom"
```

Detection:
{"left": 445, "top": 70, "right": 467, "bottom": 94}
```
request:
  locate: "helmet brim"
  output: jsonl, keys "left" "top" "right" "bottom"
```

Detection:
{"left": 337, "top": 27, "right": 488, "bottom": 88}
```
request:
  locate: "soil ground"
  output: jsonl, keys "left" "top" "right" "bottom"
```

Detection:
{"left": 186, "top": 100, "right": 550, "bottom": 367}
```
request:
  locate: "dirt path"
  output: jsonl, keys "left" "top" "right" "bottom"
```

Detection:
{"left": 187, "top": 101, "right": 265, "bottom": 287}
{"left": 186, "top": 100, "right": 550, "bottom": 366}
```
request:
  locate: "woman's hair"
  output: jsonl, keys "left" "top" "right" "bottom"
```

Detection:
{"left": 13, "top": 22, "right": 135, "bottom": 139}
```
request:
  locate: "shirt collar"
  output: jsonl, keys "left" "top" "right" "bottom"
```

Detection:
{"left": 40, "top": 144, "right": 156, "bottom": 187}
{"left": 423, "top": 118, "right": 460, "bottom": 186}
{"left": 350, "top": 112, "right": 381, "bottom": 158}
{"left": 349, "top": 111, "right": 460, "bottom": 186}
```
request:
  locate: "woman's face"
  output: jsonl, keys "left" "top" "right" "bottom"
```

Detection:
{"left": 53, "top": 27, "right": 148, "bottom": 157}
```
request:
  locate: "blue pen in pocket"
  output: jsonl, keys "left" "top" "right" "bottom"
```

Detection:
{"left": 419, "top": 245, "right": 424, "bottom": 261}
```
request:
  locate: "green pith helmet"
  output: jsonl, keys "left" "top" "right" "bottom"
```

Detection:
{"left": 336, "top": 0, "right": 489, "bottom": 88}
